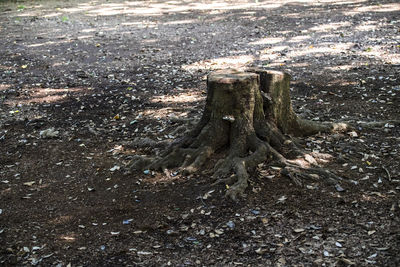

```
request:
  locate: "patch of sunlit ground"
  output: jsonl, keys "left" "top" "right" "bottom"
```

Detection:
{"left": 309, "top": 22, "right": 352, "bottom": 33}
{"left": 143, "top": 90, "right": 204, "bottom": 120}
{"left": 27, "top": 39, "right": 71, "bottom": 48}
{"left": 150, "top": 91, "right": 204, "bottom": 105}
{"left": 59, "top": 234, "right": 77, "bottom": 242}
{"left": 183, "top": 55, "right": 255, "bottom": 72}
{"left": 344, "top": 3, "right": 400, "bottom": 15}
{"left": 14, "top": 0, "right": 374, "bottom": 19}
{"left": 5, "top": 0, "right": 400, "bottom": 77}
{"left": 140, "top": 107, "right": 185, "bottom": 120}
{"left": 250, "top": 37, "right": 285, "bottom": 46}
{"left": 0, "top": 84, "right": 11, "bottom": 91}
{"left": 4, "top": 87, "right": 86, "bottom": 106}
{"left": 324, "top": 64, "right": 356, "bottom": 71}
{"left": 144, "top": 171, "right": 185, "bottom": 185}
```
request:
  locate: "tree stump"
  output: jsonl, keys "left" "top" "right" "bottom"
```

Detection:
{"left": 249, "top": 68, "right": 347, "bottom": 136}
{"left": 130, "top": 69, "right": 348, "bottom": 200}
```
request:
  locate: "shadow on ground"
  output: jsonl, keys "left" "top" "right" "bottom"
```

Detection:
{"left": 0, "top": 0, "right": 399, "bottom": 265}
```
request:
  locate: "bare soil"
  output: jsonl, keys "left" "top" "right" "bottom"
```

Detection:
{"left": 0, "top": 0, "right": 399, "bottom": 266}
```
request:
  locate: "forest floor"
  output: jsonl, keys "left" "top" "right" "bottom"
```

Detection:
{"left": 1, "top": 0, "right": 399, "bottom": 266}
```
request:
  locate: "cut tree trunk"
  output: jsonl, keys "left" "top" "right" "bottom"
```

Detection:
{"left": 249, "top": 68, "right": 349, "bottom": 136}
{"left": 130, "top": 69, "right": 348, "bottom": 200}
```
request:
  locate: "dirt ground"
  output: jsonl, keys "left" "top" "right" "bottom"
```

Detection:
{"left": 1, "top": 0, "right": 399, "bottom": 266}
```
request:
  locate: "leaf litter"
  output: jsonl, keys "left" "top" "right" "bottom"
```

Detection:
{"left": 0, "top": 0, "right": 399, "bottom": 266}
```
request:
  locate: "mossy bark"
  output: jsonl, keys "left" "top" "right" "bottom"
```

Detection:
{"left": 130, "top": 69, "right": 346, "bottom": 200}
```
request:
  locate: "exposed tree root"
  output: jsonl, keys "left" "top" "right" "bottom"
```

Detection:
{"left": 295, "top": 119, "right": 352, "bottom": 136}
{"left": 351, "top": 119, "right": 400, "bottom": 129}
{"left": 129, "top": 69, "right": 349, "bottom": 200}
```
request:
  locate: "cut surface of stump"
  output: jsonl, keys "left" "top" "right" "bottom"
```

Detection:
{"left": 130, "top": 69, "right": 348, "bottom": 200}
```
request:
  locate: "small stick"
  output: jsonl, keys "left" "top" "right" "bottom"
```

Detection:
{"left": 382, "top": 166, "right": 391, "bottom": 182}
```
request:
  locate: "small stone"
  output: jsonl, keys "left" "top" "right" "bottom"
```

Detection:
{"left": 349, "top": 131, "right": 358, "bottom": 138}
{"left": 335, "top": 184, "right": 345, "bottom": 192}
{"left": 255, "top": 247, "right": 268, "bottom": 255}
{"left": 137, "top": 251, "right": 153, "bottom": 256}
{"left": 251, "top": 209, "right": 260, "bottom": 215}
{"left": 226, "top": 221, "right": 235, "bottom": 229}
{"left": 215, "top": 229, "right": 224, "bottom": 235}
{"left": 368, "top": 253, "right": 377, "bottom": 259}
{"left": 368, "top": 230, "right": 376, "bottom": 235}
{"left": 40, "top": 128, "right": 59, "bottom": 138}
{"left": 110, "top": 165, "right": 120, "bottom": 172}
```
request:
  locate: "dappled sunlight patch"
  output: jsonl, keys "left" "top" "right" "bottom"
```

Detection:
{"left": 142, "top": 39, "right": 159, "bottom": 45}
{"left": 325, "top": 80, "right": 359, "bottom": 87}
{"left": 183, "top": 55, "right": 254, "bottom": 72}
{"left": 88, "top": 6, "right": 163, "bottom": 16}
{"left": 121, "top": 21, "right": 145, "bottom": 27}
{"left": 81, "top": 28, "right": 96, "bottom": 33}
{"left": 290, "top": 62, "right": 311, "bottom": 68}
{"left": 354, "top": 21, "right": 379, "bottom": 32}
{"left": 258, "top": 53, "right": 280, "bottom": 63}
{"left": 150, "top": 91, "right": 204, "bottom": 105}
{"left": 59, "top": 233, "right": 77, "bottom": 243}
{"left": 287, "top": 35, "right": 311, "bottom": 43}
{"left": 141, "top": 106, "right": 192, "bottom": 120}
{"left": 46, "top": 0, "right": 289, "bottom": 18}
{"left": 344, "top": 3, "right": 400, "bottom": 15}
{"left": 121, "top": 21, "right": 159, "bottom": 29}
{"left": 77, "top": 34, "right": 95, "bottom": 40}
{"left": 27, "top": 39, "right": 71, "bottom": 48}
{"left": 4, "top": 87, "right": 86, "bottom": 106}
{"left": 359, "top": 45, "right": 400, "bottom": 64}
{"left": 309, "top": 22, "right": 351, "bottom": 33}
{"left": 324, "top": 64, "right": 357, "bottom": 71}
{"left": 266, "top": 62, "right": 289, "bottom": 68}
{"left": 0, "top": 0, "right": 399, "bottom": 265}
{"left": 262, "top": 45, "right": 289, "bottom": 53}
{"left": 163, "top": 19, "right": 198, "bottom": 25}
{"left": 3, "top": 0, "right": 382, "bottom": 22}
{"left": 143, "top": 171, "right": 186, "bottom": 185}
{"left": 42, "top": 12, "right": 63, "bottom": 18}
{"left": 60, "top": 4, "right": 94, "bottom": 13}
{"left": 250, "top": 37, "right": 285, "bottom": 46}
{"left": 286, "top": 43, "right": 355, "bottom": 57}
{"left": 318, "top": 0, "right": 368, "bottom": 4}
{"left": 257, "top": 45, "right": 291, "bottom": 62}
{"left": 0, "top": 64, "right": 14, "bottom": 71}
{"left": 0, "top": 84, "right": 11, "bottom": 91}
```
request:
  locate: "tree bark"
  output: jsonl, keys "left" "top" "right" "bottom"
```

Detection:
{"left": 130, "top": 69, "right": 347, "bottom": 200}
{"left": 249, "top": 68, "right": 348, "bottom": 136}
